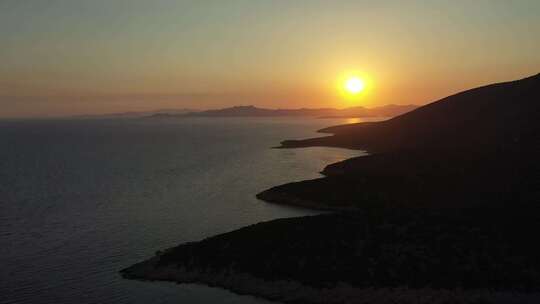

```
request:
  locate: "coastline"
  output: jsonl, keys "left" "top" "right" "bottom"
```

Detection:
{"left": 120, "top": 133, "right": 539, "bottom": 303}
{"left": 121, "top": 260, "right": 540, "bottom": 304}
{"left": 121, "top": 210, "right": 540, "bottom": 304}
{"left": 120, "top": 129, "right": 538, "bottom": 303}
{"left": 120, "top": 73, "right": 540, "bottom": 304}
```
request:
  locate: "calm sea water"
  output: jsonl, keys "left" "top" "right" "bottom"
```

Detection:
{"left": 0, "top": 117, "right": 362, "bottom": 304}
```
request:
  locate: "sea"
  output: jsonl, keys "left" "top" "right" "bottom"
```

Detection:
{"left": 0, "top": 117, "right": 363, "bottom": 304}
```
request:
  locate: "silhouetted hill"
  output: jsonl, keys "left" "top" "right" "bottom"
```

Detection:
{"left": 185, "top": 105, "right": 337, "bottom": 117}
{"left": 282, "top": 73, "right": 540, "bottom": 154}
{"left": 264, "top": 73, "right": 540, "bottom": 210}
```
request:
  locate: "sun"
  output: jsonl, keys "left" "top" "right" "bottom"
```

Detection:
{"left": 336, "top": 72, "right": 372, "bottom": 105}
{"left": 345, "top": 77, "right": 365, "bottom": 94}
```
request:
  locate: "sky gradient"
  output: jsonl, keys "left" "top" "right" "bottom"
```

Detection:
{"left": 1, "top": 0, "right": 540, "bottom": 117}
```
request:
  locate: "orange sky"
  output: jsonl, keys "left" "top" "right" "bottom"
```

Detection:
{"left": 1, "top": 1, "right": 539, "bottom": 118}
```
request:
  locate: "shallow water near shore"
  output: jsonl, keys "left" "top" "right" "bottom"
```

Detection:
{"left": 0, "top": 117, "right": 362, "bottom": 304}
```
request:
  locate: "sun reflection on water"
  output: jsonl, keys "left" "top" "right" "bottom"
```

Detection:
{"left": 345, "top": 117, "right": 362, "bottom": 124}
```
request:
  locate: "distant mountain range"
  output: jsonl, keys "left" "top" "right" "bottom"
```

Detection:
{"left": 70, "top": 109, "right": 193, "bottom": 119}
{"left": 146, "top": 104, "right": 418, "bottom": 119}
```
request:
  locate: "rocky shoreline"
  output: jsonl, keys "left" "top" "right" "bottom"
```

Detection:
{"left": 122, "top": 263, "right": 540, "bottom": 304}
{"left": 121, "top": 211, "right": 540, "bottom": 304}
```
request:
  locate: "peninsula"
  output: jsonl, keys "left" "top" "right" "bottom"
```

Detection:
{"left": 121, "top": 73, "right": 540, "bottom": 303}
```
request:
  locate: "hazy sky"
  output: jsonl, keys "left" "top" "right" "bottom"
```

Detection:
{"left": 1, "top": 0, "right": 539, "bottom": 117}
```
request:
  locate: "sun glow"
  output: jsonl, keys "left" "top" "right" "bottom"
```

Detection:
{"left": 336, "top": 72, "right": 373, "bottom": 106}
{"left": 345, "top": 77, "right": 365, "bottom": 94}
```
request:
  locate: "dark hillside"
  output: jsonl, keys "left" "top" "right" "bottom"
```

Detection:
{"left": 283, "top": 73, "right": 540, "bottom": 155}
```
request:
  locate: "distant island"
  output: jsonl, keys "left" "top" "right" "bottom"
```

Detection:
{"left": 144, "top": 104, "right": 418, "bottom": 119}
{"left": 67, "top": 104, "right": 417, "bottom": 121}
{"left": 121, "top": 73, "right": 540, "bottom": 303}
{"left": 69, "top": 109, "right": 194, "bottom": 120}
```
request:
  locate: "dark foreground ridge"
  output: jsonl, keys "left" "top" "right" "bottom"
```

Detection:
{"left": 121, "top": 74, "right": 540, "bottom": 303}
